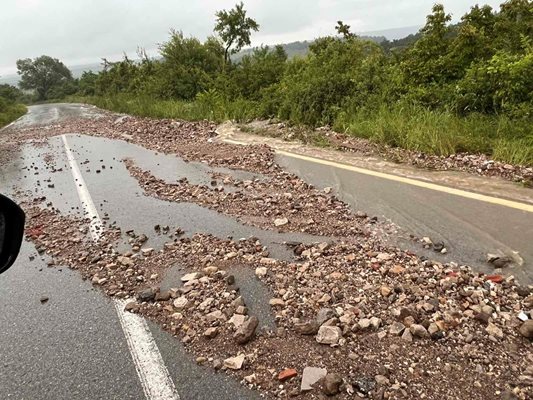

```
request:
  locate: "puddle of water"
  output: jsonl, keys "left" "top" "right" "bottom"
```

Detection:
{"left": 65, "top": 134, "right": 327, "bottom": 260}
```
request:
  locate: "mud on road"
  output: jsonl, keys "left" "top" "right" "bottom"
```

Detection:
{"left": 1, "top": 105, "right": 532, "bottom": 400}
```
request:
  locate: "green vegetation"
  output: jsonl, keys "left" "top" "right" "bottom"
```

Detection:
{"left": 16, "top": 55, "right": 75, "bottom": 101}
{"left": 27, "top": 1, "right": 533, "bottom": 165}
{"left": 0, "top": 84, "right": 26, "bottom": 128}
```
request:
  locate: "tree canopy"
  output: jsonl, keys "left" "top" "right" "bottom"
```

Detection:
{"left": 16, "top": 55, "right": 73, "bottom": 101}
{"left": 214, "top": 2, "right": 259, "bottom": 65}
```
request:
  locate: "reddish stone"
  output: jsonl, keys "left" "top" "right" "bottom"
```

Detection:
{"left": 278, "top": 368, "right": 298, "bottom": 381}
{"left": 486, "top": 275, "right": 504, "bottom": 283}
{"left": 446, "top": 271, "right": 459, "bottom": 277}
{"left": 26, "top": 226, "right": 43, "bottom": 238}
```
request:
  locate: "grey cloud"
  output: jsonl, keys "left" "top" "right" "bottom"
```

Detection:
{"left": 0, "top": 0, "right": 503, "bottom": 75}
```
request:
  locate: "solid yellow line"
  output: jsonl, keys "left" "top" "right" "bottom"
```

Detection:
{"left": 223, "top": 138, "right": 533, "bottom": 213}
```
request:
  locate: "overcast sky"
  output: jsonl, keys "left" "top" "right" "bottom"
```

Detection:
{"left": 0, "top": 0, "right": 504, "bottom": 76}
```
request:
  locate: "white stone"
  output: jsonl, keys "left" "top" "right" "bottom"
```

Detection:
{"left": 273, "top": 217, "right": 288, "bottom": 227}
{"left": 301, "top": 367, "right": 327, "bottom": 391}
{"left": 173, "top": 296, "right": 188, "bottom": 310}
{"left": 224, "top": 354, "right": 245, "bottom": 370}
{"left": 181, "top": 272, "right": 202, "bottom": 282}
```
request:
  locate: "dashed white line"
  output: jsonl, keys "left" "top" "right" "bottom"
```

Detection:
{"left": 61, "top": 134, "right": 180, "bottom": 400}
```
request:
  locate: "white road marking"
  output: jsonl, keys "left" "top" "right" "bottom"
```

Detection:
{"left": 61, "top": 134, "right": 180, "bottom": 400}
{"left": 61, "top": 135, "right": 103, "bottom": 241}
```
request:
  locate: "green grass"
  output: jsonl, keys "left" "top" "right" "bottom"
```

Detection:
{"left": 0, "top": 103, "right": 27, "bottom": 128}
{"left": 334, "top": 104, "right": 533, "bottom": 166}
{"left": 72, "top": 95, "right": 533, "bottom": 167}
{"left": 69, "top": 94, "right": 261, "bottom": 123}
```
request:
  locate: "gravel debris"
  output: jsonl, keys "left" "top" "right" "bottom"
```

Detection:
{"left": 4, "top": 110, "right": 533, "bottom": 399}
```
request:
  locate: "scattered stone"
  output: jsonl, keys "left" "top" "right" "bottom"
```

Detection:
{"left": 316, "top": 326, "right": 342, "bottom": 345}
{"left": 278, "top": 368, "right": 298, "bottom": 382}
{"left": 274, "top": 217, "right": 289, "bottom": 227}
{"left": 137, "top": 288, "right": 156, "bottom": 302}
{"left": 255, "top": 267, "right": 267, "bottom": 277}
{"left": 223, "top": 354, "right": 245, "bottom": 370}
{"left": 380, "top": 286, "right": 392, "bottom": 297}
{"left": 124, "top": 301, "right": 138, "bottom": 312}
{"left": 487, "top": 253, "right": 513, "bottom": 268}
{"left": 389, "top": 322, "right": 405, "bottom": 336}
{"left": 401, "top": 329, "right": 413, "bottom": 342}
{"left": 410, "top": 324, "right": 430, "bottom": 339}
{"left": 155, "top": 290, "right": 171, "bottom": 301}
{"left": 203, "top": 327, "right": 219, "bottom": 339}
{"left": 322, "top": 373, "right": 343, "bottom": 396}
{"left": 234, "top": 316, "right": 259, "bottom": 344}
{"left": 301, "top": 367, "right": 327, "bottom": 391}
{"left": 206, "top": 310, "right": 226, "bottom": 323}
{"left": 354, "top": 377, "right": 376, "bottom": 395}
{"left": 181, "top": 272, "right": 202, "bottom": 282}
{"left": 295, "top": 321, "right": 320, "bottom": 335}
{"left": 486, "top": 322, "right": 504, "bottom": 339}
{"left": 269, "top": 298, "right": 285, "bottom": 307}
{"left": 518, "top": 320, "right": 533, "bottom": 339}
{"left": 173, "top": 296, "right": 188, "bottom": 310}
{"left": 316, "top": 308, "right": 336, "bottom": 326}
{"left": 39, "top": 296, "right": 49, "bottom": 304}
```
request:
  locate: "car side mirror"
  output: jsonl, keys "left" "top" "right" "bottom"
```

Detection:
{"left": 0, "top": 194, "right": 25, "bottom": 274}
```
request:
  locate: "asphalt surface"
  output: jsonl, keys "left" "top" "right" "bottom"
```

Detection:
{"left": 1, "top": 103, "right": 532, "bottom": 399}
{"left": 276, "top": 154, "right": 533, "bottom": 283}
{"left": 1, "top": 104, "right": 265, "bottom": 400}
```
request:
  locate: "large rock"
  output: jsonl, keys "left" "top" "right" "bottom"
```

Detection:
{"left": 519, "top": 320, "right": 533, "bottom": 339}
{"left": 410, "top": 324, "right": 430, "bottom": 339}
{"left": 295, "top": 320, "right": 320, "bottom": 335}
{"left": 316, "top": 326, "right": 342, "bottom": 345}
{"left": 301, "top": 367, "right": 327, "bottom": 391}
{"left": 137, "top": 288, "right": 156, "bottom": 302}
{"left": 234, "top": 316, "right": 259, "bottom": 344}
{"left": 316, "top": 308, "right": 336, "bottom": 326}
{"left": 322, "top": 373, "right": 343, "bottom": 396}
{"left": 229, "top": 313, "right": 246, "bottom": 328}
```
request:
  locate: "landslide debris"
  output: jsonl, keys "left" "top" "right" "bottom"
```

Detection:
{"left": 6, "top": 110, "right": 533, "bottom": 399}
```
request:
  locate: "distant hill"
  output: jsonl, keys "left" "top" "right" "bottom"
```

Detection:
{"left": 360, "top": 25, "right": 420, "bottom": 40}
{"left": 233, "top": 35, "right": 387, "bottom": 61}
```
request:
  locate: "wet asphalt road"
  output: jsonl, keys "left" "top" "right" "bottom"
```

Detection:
{"left": 1, "top": 103, "right": 532, "bottom": 399}
{"left": 277, "top": 155, "right": 533, "bottom": 283}
{"left": 1, "top": 105, "right": 269, "bottom": 400}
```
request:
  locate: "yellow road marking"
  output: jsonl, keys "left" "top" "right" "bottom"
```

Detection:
{"left": 222, "top": 138, "right": 533, "bottom": 213}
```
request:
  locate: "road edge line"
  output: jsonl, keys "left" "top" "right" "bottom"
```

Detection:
{"left": 61, "top": 134, "right": 180, "bottom": 400}
{"left": 222, "top": 138, "right": 533, "bottom": 213}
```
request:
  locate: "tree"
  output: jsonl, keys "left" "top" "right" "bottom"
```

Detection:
{"left": 335, "top": 21, "right": 356, "bottom": 40}
{"left": 16, "top": 55, "right": 72, "bottom": 100}
{"left": 214, "top": 2, "right": 259, "bottom": 65}
{"left": 0, "top": 84, "right": 23, "bottom": 103}
{"left": 158, "top": 30, "right": 224, "bottom": 99}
